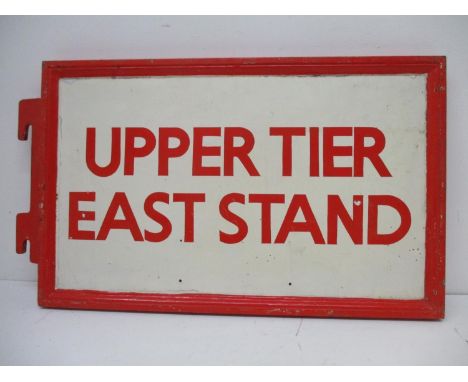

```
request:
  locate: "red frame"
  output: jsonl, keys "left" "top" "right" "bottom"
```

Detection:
{"left": 16, "top": 57, "right": 446, "bottom": 319}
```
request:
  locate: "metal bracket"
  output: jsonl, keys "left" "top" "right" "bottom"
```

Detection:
{"left": 16, "top": 98, "right": 46, "bottom": 264}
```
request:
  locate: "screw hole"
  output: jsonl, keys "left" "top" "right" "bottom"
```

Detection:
{"left": 178, "top": 279, "right": 182, "bottom": 283}
{"left": 288, "top": 282, "right": 292, "bottom": 286}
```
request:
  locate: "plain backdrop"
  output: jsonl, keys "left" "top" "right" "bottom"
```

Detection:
{"left": 0, "top": 15, "right": 467, "bottom": 293}
{"left": 0, "top": 15, "right": 468, "bottom": 367}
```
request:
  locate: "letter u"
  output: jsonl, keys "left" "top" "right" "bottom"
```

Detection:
{"left": 86, "top": 127, "right": 121, "bottom": 177}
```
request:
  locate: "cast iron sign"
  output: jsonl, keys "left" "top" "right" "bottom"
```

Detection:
{"left": 16, "top": 57, "right": 446, "bottom": 319}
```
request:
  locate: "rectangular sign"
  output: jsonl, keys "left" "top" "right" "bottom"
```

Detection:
{"left": 16, "top": 57, "right": 446, "bottom": 319}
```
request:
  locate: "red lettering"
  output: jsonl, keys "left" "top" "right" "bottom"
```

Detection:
{"left": 270, "top": 127, "right": 306, "bottom": 176}
{"left": 96, "top": 192, "right": 143, "bottom": 241}
{"left": 173, "top": 193, "right": 206, "bottom": 242}
{"left": 158, "top": 128, "right": 190, "bottom": 176}
{"left": 327, "top": 195, "right": 363, "bottom": 244}
{"left": 124, "top": 128, "right": 156, "bottom": 175}
{"left": 192, "top": 127, "right": 221, "bottom": 176}
{"left": 86, "top": 127, "right": 121, "bottom": 177}
{"left": 144, "top": 192, "right": 172, "bottom": 242}
{"left": 69, "top": 192, "right": 95, "bottom": 240}
{"left": 368, "top": 195, "right": 411, "bottom": 244}
{"left": 309, "top": 127, "right": 320, "bottom": 177}
{"left": 354, "top": 127, "right": 391, "bottom": 177}
{"left": 219, "top": 193, "right": 248, "bottom": 244}
{"left": 249, "top": 194, "right": 285, "bottom": 244}
{"left": 224, "top": 127, "right": 260, "bottom": 176}
{"left": 275, "top": 194, "right": 325, "bottom": 244}
{"left": 323, "top": 127, "right": 353, "bottom": 177}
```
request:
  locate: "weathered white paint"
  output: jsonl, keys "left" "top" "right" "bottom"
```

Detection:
{"left": 56, "top": 75, "right": 427, "bottom": 299}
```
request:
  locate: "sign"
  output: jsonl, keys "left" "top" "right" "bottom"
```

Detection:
{"left": 16, "top": 57, "right": 446, "bottom": 319}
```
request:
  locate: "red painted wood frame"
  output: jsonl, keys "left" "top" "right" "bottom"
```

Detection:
{"left": 16, "top": 57, "right": 446, "bottom": 320}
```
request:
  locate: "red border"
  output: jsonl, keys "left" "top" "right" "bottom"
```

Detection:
{"left": 16, "top": 57, "right": 446, "bottom": 319}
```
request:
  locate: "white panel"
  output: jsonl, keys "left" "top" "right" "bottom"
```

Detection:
{"left": 56, "top": 74, "right": 427, "bottom": 299}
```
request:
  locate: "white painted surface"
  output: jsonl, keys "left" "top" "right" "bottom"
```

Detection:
{"left": 1, "top": 280, "right": 467, "bottom": 365}
{"left": 56, "top": 75, "right": 426, "bottom": 298}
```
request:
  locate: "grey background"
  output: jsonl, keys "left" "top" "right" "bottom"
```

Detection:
{"left": 1, "top": 15, "right": 468, "bottom": 366}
